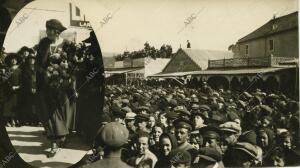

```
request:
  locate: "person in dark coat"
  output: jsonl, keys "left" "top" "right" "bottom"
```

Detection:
{"left": 19, "top": 55, "right": 38, "bottom": 125}
{"left": 77, "top": 30, "right": 104, "bottom": 144}
{"left": 0, "top": 51, "right": 8, "bottom": 117}
{"left": 154, "top": 133, "right": 178, "bottom": 168}
{"left": 35, "top": 19, "right": 68, "bottom": 157}
{"left": 256, "top": 127, "right": 275, "bottom": 159}
{"left": 263, "top": 147, "right": 286, "bottom": 167}
{"left": 2, "top": 53, "right": 21, "bottom": 127}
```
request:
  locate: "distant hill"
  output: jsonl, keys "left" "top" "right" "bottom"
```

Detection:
{"left": 102, "top": 52, "right": 119, "bottom": 68}
{"left": 102, "top": 52, "right": 119, "bottom": 57}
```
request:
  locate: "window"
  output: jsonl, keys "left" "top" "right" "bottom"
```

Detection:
{"left": 272, "top": 24, "right": 278, "bottom": 30}
{"left": 245, "top": 45, "right": 249, "bottom": 56}
{"left": 76, "top": 7, "right": 80, "bottom": 16}
{"left": 269, "top": 39, "right": 274, "bottom": 51}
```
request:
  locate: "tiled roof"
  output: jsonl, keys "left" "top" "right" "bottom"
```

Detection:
{"left": 238, "top": 11, "right": 298, "bottom": 43}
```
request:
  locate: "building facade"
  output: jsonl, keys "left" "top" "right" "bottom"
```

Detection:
{"left": 209, "top": 12, "right": 298, "bottom": 69}
{"left": 236, "top": 12, "right": 298, "bottom": 59}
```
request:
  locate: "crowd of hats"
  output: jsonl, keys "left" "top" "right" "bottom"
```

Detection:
{"left": 98, "top": 84, "right": 300, "bottom": 167}
{"left": 0, "top": 40, "right": 97, "bottom": 90}
{"left": 0, "top": 41, "right": 101, "bottom": 128}
{"left": 0, "top": 47, "right": 34, "bottom": 83}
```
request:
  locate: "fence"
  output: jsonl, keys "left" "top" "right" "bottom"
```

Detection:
{"left": 208, "top": 56, "right": 295, "bottom": 69}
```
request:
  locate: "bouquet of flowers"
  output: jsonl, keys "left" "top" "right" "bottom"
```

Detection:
{"left": 46, "top": 63, "right": 62, "bottom": 89}
{"left": 45, "top": 42, "right": 78, "bottom": 90}
{"left": 45, "top": 41, "right": 100, "bottom": 90}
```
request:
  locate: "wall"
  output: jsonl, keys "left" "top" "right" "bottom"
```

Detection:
{"left": 236, "top": 29, "right": 298, "bottom": 58}
{"left": 236, "top": 38, "right": 266, "bottom": 58}
{"left": 272, "top": 30, "right": 298, "bottom": 58}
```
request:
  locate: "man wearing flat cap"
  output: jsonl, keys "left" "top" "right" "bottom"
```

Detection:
{"left": 169, "top": 149, "right": 192, "bottom": 168}
{"left": 229, "top": 142, "right": 259, "bottom": 167}
{"left": 135, "top": 113, "right": 151, "bottom": 133}
{"left": 200, "top": 126, "right": 223, "bottom": 154}
{"left": 35, "top": 19, "right": 68, "bottom": 157}
{"left": 137, "top": 106, "right": 151, "bottom": 115}
{"left": 174, "top": 105, "right": 190, "bottom": 119}
{"left": 193, "top": 147, "right": 224, "bottom": 168}
{"left": 125, "top": 111, "right": 137, "bottom": 138}
{"left": 219, "top": 121, "right": 241, "bottom": 153}
{"left": 81, "top": 122, "right": 132, "bottom": 168}
{"left": 112, "top": 107, "right": 128, "bottom": 125}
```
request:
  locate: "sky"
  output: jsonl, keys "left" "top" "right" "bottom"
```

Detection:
{"left": 3, "top": 0, "right": 298, "bottom": 55}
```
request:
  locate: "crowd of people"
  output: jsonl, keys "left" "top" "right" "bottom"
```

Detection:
{"left": 75, "top": 82, "right": 300, "bottom": 168}
{"left": 0, "top": 18, "right": 299, "bottom": 167}
{"left": 0, "top": 40, "right": 95, "bottom": 126}
{"left": 0, "top": 19, "right": 104, "bottom": 158}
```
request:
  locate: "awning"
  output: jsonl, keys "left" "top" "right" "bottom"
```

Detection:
{"left": 148, "top": 71, "right": 192, "bottom": 78}
{"left": 189, "top": 67, "right": 294, "bottom": 75}
{"left": 279, "top": 59, "right": 299, "bottom": 65}
{"left": 105, "top": 69, "right": 135, "bottom": 74}
{"left": 105, "top": 67, "right": 143, "bottom": 75}
{"left": 148, "top": 67, "right": 295, "bottom": 78}
{"left": 128, "top": 68, "right": 144, "bottom": 74}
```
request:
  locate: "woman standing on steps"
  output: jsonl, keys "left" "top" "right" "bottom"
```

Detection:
{"left": 35, "top": 19, "right": 69, "bottom": 157}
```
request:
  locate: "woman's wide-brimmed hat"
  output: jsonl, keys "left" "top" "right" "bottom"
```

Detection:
{"left": 82, "top": 31, "right": 96, "bottom": 43}
{"left": 4, "top": 53, "right": 22, "bottom": 65}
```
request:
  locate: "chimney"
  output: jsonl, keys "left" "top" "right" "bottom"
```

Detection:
{"left": 187, "top": 40, "right": 191, "bottom": 48}
{"left": 272, "top": 14, "right": 278, "bottom": 30}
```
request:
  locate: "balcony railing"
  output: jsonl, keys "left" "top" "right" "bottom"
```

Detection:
{"left": 208, "top": 56, "right": 295, "bottom": 69}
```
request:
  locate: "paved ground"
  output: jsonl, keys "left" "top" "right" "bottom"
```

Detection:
{"left": 6, "top": 126, "right": 90, "bottom": 168}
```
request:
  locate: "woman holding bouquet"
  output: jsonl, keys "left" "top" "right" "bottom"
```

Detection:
{"left": 35, "top": 19, "right": 69, "bottom": 157}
